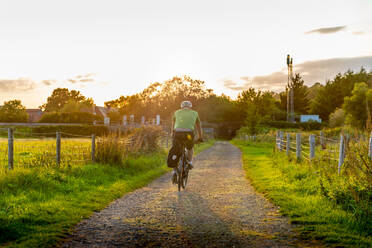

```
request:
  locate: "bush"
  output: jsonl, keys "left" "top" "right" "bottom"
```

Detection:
{"left": 329, "top": 108, "right": 345, "bottom": 128}
{"left": 95, "top": 126, "right": 163, "bottom": 165}
{"left": 39, "top": 112, "right": 102, "bottom": 123}
{"left": 318, "top": 138, "right": 372, "bottom": 232}
{"left": 298, "top": 120, "right": 323, "bottom": 131}
{"left": 261, "top": 120, "right": 299, "bottom": 129}
{"left": 0, "top": 100, "right": 28, "bottom": 123}
{"left": 32, "top": 125, "right": 109, "bottom": 137}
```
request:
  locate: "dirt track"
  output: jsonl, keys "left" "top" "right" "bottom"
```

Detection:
{"left": 61, "top": 141, "right": 299, "bottom": 248}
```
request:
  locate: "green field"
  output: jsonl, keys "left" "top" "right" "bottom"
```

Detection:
{"left": 0, "top": 139, "right": 215, "bottom": 247}
{"left": 232, "top": 139, "right": 372, "bottom": 248}
{"left": 0, "top": 138, "right": 91, "bottom": 174}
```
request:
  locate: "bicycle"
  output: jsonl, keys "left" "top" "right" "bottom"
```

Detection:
{"left": 174, "top": 138, "right": 203, "bottom": 191}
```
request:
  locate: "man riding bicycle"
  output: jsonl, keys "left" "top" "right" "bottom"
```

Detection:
{"left": 170, "top": 100, "right": 203, "bottom": 183}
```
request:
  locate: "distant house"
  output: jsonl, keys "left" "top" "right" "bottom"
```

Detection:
{"left": 300, "top": 115, "right": 321, "bottom": 123}
{"left": 26, "top": 109, "right": 43, "bottom": 122}
{"left": 80, "top": 105, "right": 120, "bottom": 124}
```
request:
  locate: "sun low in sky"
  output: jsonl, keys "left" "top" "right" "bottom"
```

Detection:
{"left": 1, "top": 0, "right": 372, "bottom": 108}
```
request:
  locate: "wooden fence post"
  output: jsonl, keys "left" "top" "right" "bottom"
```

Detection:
{"left": 320, "top": 131, "right": 325, "bottom": 149}
{"left": 338, "top": 134, "right": 345, "bottom": 174}
{"left": 296, "top": 133, "right": 301, "bottom": 162}
{"left": 8, "top": 128, "right": 14, "bottom": 170}
{"left": 280, "top": 131, "right": 284, "bottom": 151}
{"left": 91, "top": 134, "right": 96, "bottom": 162}
{"left": 368, "top": 132, "right": 372, "bottom": 159}
{"left": 56, "top": 131, "right": 61, "bottom": 166}
{"left": 286, "top": 133, "right": 290, "bottom": 157}
{"left": 276, "top": 132, "right": 279, "bottom": 150}
{"left": 309, "top": 134, "right": 316, "bottom": 160}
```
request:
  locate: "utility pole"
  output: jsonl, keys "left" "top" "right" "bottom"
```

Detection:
{"left": 286, "top": 55, "right": 290, "bottom": 122}
{"left": 286, "top": 55, "right": 295, "bottom": 123}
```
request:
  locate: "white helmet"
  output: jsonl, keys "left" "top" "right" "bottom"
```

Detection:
{"left": 181, "top": 100, "right": 192, "bottom": 108}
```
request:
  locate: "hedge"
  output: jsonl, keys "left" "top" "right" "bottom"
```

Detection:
{"left": 39, "top": 112, "right": 102, "bottom": 124}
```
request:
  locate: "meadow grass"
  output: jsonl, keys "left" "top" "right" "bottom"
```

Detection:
{"left": 0, "top": 139, "right": 215, "bottom": 247}
{"left": 231, "top": 140, "right": 372, "bottom": 248}
{"left": 0, "top": 138, "right": 91, "bottom": 174}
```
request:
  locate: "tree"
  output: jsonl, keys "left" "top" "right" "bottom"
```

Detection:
{"left": 104, "top": 75, "right": 213, "bottom": 121}
{"left": 310, "top": 68, "right": 372, "bottom": 121}
{"left": 307, "top": 82, "right": 323, "bottom": 103}
{"left": 237, "top": 87, "right": 278, "bottom": 121}
{"left": 0, "top": 100, "right": 28, "bottom": 122}
{"left": 245, "top": 104, "right": 261, "bottom": 135}
{"left": 329, "top": 108, "right": 345, "bottom": 128}
{"left": 279, "top": 73, "right": 310, "bottom": 115}
{"left": 61, "top": 100, "right": 92, "bottom": 113}
{"left": 40, "top": 88, "right": 93, "bottom": 112}
{"left": 195, "top": 94, "right": 241, "bottom": 123}
{"left": 343, "top": 82, "right": 372, "bottom": 129}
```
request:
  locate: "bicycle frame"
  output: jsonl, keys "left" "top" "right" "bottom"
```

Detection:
{"left": 176, "top": 145, "right": 189, "bottom": 191}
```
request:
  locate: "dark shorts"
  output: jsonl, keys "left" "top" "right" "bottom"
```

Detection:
{"left": 173, "top": 131, "right": 195, "bottom": 150}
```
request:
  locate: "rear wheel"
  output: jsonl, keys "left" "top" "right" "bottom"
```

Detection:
{"left": 177, "top": 157, "right": 183, "bottom": 191}
{"left": 182, "top": 167, "right": 188, "bottom": 189}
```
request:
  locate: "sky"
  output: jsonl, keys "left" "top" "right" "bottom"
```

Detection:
{"left": 1, "top": 0, "right": 372, "bottom": 108}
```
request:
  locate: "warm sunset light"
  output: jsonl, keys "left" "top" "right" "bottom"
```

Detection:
{"left": 1, "top": 0, "right": 371, "bottom": 108}
{"left": 1, "top": 1, "right": 372, "bottom": 247}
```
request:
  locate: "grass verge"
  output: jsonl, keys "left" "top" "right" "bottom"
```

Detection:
{"left": 0, "top": 140, "right": 215, "bottom": 247}
{"left": 231, "top": 140, "right": 372, "bottom": 248}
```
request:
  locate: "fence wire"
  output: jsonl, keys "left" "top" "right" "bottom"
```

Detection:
{"left": 0, "top": 127, "right": 172, "bottom": 172}
{"left": 243, "top": 131, "right": 347, "bottom": 166}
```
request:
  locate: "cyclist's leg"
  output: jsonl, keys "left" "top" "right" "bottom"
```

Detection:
{"left": 185, "top": 132, "right": 195, "bottom": 168}
{"left": 171, "top": 132, "right": 183, "bottom": 183}
{"left": 186, "top": 148, "right": 193, "bottom": 163}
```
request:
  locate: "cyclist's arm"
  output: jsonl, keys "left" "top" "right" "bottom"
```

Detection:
{"left": 196, "top": 118, "right": 202, "bottom": 140}
{"left": 171, "top": 114, "right": 175, "bottom": 137}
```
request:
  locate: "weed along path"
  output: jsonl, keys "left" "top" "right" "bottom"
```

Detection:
{"left": 61, "top": 142, "right": 300, "bottom": 248}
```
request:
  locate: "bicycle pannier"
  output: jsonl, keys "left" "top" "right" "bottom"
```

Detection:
{"left": 167, "top": 143, "right": 182, "bottom": 168}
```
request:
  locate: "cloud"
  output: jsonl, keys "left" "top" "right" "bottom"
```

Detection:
{"left": 223, "top": 56, "right": 372, "bottom": 92}
{"left": 67, "top": 73, "right": 96, "bottom": 84}
{"left": 222, "top": 79, "right": 248, "bottom": 90}
{"left": 79, "top": 78, "right": 94, "bottom": 83}
{"left": 67, "top": 79, "right": 78, "bottom": 84}
{"left": 0, "top": 78, "right": 37, "bottom": 92}
{"left": 42, "top": 79, "right": 57, "bottom": 86}
{"left": 305, "top": 25, "right": 346, "bottom": 34}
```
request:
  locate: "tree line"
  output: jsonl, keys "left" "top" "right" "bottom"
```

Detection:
{"left": 1, "top": 68, "right": 372, "bottom": 133}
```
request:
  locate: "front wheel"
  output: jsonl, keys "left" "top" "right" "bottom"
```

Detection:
{"left": 181, "top": 168, "right": 189, "bottom": 189}
{"left": 177, "top": 158, "right": 183, "bottom": 191}
{"left": 178, "top": 170, "right": 183, "bottom": 191}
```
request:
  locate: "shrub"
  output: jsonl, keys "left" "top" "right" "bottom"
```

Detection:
{"left": 95, "top": 126, "right": 163, "bottom": 165}
{"left": 318, "top": 138, "right": 372, "bottom": 232}
{"left": 329, "top": 108, "right": 345, "bottom": 128}
{"left": 32, "top": 125, "right": 109, "bottom": 137}
{"left": 298, "top": 120, "right": 323, "bottom": 131}
{"left": 39, "top": 112, "right": 102, "bottom": 123}
{"left": 261, "top": 120, "right": 299, "bottom": 129}
{"left": 0, "top": 100, "right": 28, "bottom": 123}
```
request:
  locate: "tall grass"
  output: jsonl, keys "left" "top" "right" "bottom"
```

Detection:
{"left": 317, "top": 138, "right": 372, "bottom": 232}
{"left": 232, "top": 139, "right": 372, "bottom": 248}
{"left": 0, "top": 138, "right": 91, "bottom": 174}
{"left": 95, "top": 126, "right": 164, "bottom": 165}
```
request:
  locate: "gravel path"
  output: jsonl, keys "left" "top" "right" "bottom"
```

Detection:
{"left": 61, "top": 141, "right": 300, "bottom": 248}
